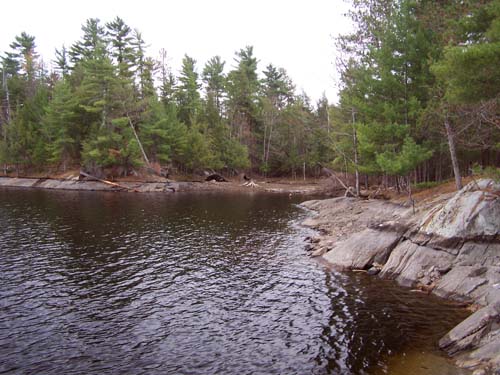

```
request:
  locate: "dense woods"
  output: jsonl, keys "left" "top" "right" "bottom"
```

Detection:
{"left": 334, "top": 0, "right": 499, "bottom": 192}
{"left": 0, "top": 18, "right": 330, "bottom": 179}
{"left": 0, "top": 0, "right": 498, "bottom": 186}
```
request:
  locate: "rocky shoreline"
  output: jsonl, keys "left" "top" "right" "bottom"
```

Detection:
{"left": 301, "top": 179, "right": 500, "bottom": 375}
{"left": 0, "top": 176, "right": 204, "bottom": 193}
{"left": 0, "top": 176, "right": 324, "bottom": 194}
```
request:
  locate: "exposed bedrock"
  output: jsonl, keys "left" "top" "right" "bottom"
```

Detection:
{"left": 301, "top": 179, "right": 500, "bottom": 373}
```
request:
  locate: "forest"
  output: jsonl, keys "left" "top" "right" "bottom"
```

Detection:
{"left": 0, "top": 0, "right": 498, "bottom": 189}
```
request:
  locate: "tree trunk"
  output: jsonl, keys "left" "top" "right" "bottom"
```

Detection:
{"left": 126, "top": 114, "right": 150, "bottom": 167}
{"left": 444, "top": 115, "right": 462, "bottom": 190}
{"left": 352, "top": 108, "right": 360, "bottom": 196}
{"left": 408, "top": 175, "right": 415, "bottom": 214}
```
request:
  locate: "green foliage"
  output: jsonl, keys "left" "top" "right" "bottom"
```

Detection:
{"left": 181, "top": 124, "right": 215, "bottom": 170}
{"left": 141, "top": 101, "right": 187, "bottom": 165}
{"left": 432, "top": 42, "right": 500, "bottom": 104}
{"left": 332, "top": 0, "right": 500, "bottom": 190}
{"left": 176, "top": 55, "right": 201, "bottom": 126}
{"left": 376, "top": 136, "right": 433, "bottom": 177}
{"left": 356, "top": 123, "right": 409, "bottom": 175}
{"left": 106, "top": 17, "right": 135, "bottom": 79}
{"left": 82, "top": 121, "right": 143, "bottom": 171}
{"left": 226, "top": 46, "right": 260, "bottom": 144}
{"left": 2, "top": 7, "right": 496, "bottom": 180}
{"left": 42, "top": 80, "right": 79, "bottom": 165}
{"left": 202, "top": 56, "right": 226, "bottom": 118}
{"left": 414, "top": 181, "right": 442, "bottom": 190}
{"left": 211, "top": 122, "right": 250, "bottom": 170}
{"left": 432, "top": 0, "right": 500, "bottom": 104}
{"left": 472, "top": 163, "right": 500, "bottom": 183}
{"left": 70, "top": 18, "right": 106, "bottom": 64}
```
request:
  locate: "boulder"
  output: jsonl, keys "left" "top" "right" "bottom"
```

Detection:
{"left": 323, "top": 228, "right": 402, "bottom": 270}
{"left": 420, "top": 179, "right": 500, "bottom": 247}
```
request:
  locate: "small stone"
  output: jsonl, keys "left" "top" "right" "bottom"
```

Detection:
{"left": 311, "top": 247, "right": 327, "bottom": 257}
{"left": 367, "top": 267, "right": 380, "bottom": 276}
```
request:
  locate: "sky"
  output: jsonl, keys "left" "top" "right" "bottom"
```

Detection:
{"left": 0, "top": 0, "right": 352, "bottom": 103}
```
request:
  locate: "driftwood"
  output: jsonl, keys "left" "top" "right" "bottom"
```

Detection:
{"left": 321, "top": 167, "right": 357, "bottom": 197}
{"left": 242, "top": 180, "right": 259, "bottom": 188}
{"left": 79, "top": 171, "right": 139, "bottom": 192}
{"left": 368, "top": 185, "right": 383, "bottom": 199}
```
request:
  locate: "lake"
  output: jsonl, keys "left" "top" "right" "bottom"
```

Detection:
{"left": 0, "top": 189, "right": 470, "bottom": 374}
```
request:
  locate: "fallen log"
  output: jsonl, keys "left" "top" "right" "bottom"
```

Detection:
{"left": 321, "top": 167, "right": 357, "bottom": 197}
{"left": 79, "top": 171, "right": 140, "bottom": 192}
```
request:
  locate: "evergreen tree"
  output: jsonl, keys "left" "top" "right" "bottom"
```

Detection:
{"left": 42, "top": 80, "right": 79, "bottom": 169}
{"left": 158, "top": 48, "right": 176, "bottom": 107}
{"left": 106, "top": 17, "right": 135, "bottom": 79}
{"left": 226, "top": 46, "right": 260, "bottom": 149}
{"left": 140, "top": 100, "right": 186, "bottom": 165}
{"left": 54, "top": 46, "right": 70, "bottom": 78}
{"left": 202, "top": 55, "right": 226, "bottom": 118}
{"left": 175, "top": 54, "right": 201, "bottom": 126}
{"left": 70, "top": 18, "right": 107, "bottom": 63}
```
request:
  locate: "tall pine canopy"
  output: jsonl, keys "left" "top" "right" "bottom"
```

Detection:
{"left": 0, "top": 6, "right": 497, "bottom": 183}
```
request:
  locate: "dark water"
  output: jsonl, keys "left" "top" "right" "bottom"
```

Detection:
{"left": 0, "top": 189, "right": 470, "bottom": 375}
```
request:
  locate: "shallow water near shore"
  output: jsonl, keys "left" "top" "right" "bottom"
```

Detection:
{"left": 0, "top": 189, "right": 470, "bottom": 374}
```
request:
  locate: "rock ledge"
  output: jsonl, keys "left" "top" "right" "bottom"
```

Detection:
{"left": 301, "top": 179, "right": 500, "bottom": 374}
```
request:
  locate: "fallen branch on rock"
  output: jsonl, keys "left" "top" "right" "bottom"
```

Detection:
{"left": 79, "top": 171, "right": 139, "bottom": 192}
{"left": 242, "top": 180, "right": 259, "bottom": 188}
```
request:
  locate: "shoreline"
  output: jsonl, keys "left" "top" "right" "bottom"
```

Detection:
{"left": 0, "top": 176, "right": 328, "bottom": 195}
{"left": 300, "top": 179, "right": 499, "bottom": 374}
{"left": 3, "top": 175, "right": 497, "bottom": 372}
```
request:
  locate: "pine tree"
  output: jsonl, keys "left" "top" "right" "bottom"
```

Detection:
{"left": 259, "top": 64, "right": 295, "bottom": 173}
{"left": 54, "top": 46, "right": 70, "bottom": 78}
{"left": 70, "top": 18, "right": 107, "bottom": 64}
{"left": 42, "top": 80, "right": 78, "bottom": 170}
{"left": 226, "top": 46, "right": 260, "bottom": 150}
{"left": 106, "top": 17, "right": 135, "bottom": 79}
{"left": 175, "top": 55, "right": 201, "bottom": 126}
{"left": 202, "top": 55, "right": 226, "bottom": 118}
{"left": 158, "top": 48, "right": 176, "bottom": 107}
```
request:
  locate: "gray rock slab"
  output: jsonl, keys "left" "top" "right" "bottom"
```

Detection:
{"left": 0, "top": 177, "right": 38, "bottom": 187}
{"left": 420, "top": 180, "right": 500, "bottom": 241}
{"left": 380, "top": 240, "right": 455, "bottom": 287}
{"left": 439, "top": 304, "right": 499, "bottom": 354}
{"left": 322, "top": 228, "right": 401, "bottom": 269}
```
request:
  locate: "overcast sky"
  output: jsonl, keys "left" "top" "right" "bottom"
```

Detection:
{"left": 0, "top": 0, "right": 352, "bottom": 103}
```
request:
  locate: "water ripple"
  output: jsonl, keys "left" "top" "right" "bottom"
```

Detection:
{"left": 0, "top": 190, "right": 469, "bottom": 375}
